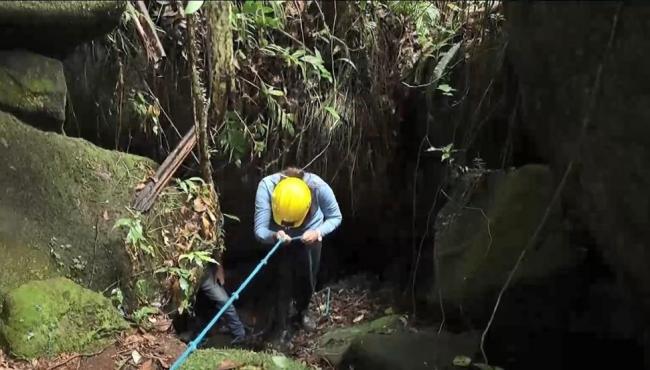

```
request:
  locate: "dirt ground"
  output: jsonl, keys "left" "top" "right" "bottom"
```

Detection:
{"left": 1, "top": 329, "right": 185, "bottom": 370}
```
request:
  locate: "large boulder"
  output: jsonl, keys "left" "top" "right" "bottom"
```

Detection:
{"left": 0, "top": 1, "right": 126, "bottom": 54}
{"left": 339, "top": 330, "right": 481, "bottom": 370}
{"left": 0, "top": 50, "right": 67, "bottom": 130}
{"left": 504, "top": 2, "right": 650, "bottom": 314}
{"left": 0, "top": 111, "right": 156, "bottom": 295}
{"left": 433, "top": 165, "right": 582, "bottom": 313}
{"left": 0, "top": 277, "right": 128, "bottom": 359}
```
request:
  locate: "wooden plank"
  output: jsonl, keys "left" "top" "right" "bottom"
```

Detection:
{"left": 132, "top": 128, "right": 197, "bottom": 212}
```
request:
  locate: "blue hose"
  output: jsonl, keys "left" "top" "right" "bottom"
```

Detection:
{"left": 170, "top": 236, "right": 299, "bottom": 370}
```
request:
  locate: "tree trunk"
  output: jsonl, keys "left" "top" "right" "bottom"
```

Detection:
{"left": 186, "top": 14, "right": 213, "bottom": 184}
{"left": 206, "top": 1, "right": 234, "bottom": 136}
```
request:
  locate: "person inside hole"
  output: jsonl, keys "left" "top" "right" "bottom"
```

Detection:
{"left": 253, "top": 166, "right": 342, "bottom": 350}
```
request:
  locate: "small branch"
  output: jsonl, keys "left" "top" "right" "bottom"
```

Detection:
{"left": 47, "top": 346, "right": 109, "bottom": 370}
{"left": 134, "top": 1, "right": 166, "bottom": 59}
{"left": 130, "top": 1, "right": 166, "bottom": 67}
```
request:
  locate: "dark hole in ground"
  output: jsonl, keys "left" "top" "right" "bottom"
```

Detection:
{"left": 172, "top": 81, "right": 646, "bottom": 369}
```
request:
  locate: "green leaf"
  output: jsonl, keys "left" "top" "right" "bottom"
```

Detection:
{"left": 179, "top": 277, "right": 189, "bottom": 293}
{"left": 187, "top": 176, "right": 206, "bottom": 184}
{"left": 336, "top": 57, "right": 357, "bottom": 70}
{"left": 301, "top": 55, "right": 323, "bottom": 66}
{"left": 447, "top": 3, "right": 462, "bottom": 12}
{"left": 284, "top": 121, "right": 295, "bottom": 137}
{"left": 437, "top": 84, "right": 455, "bottom": 93}
{"left": 223, "top": 213, "right": 241, "bottom": 222}
{"left": 140, "top": 242, "right": 154, "bottom": 257}
{"left": 179, "top": 180, "right": 189, "bottom": 194}
{"left": 291, "top": 49, "right": 307, "bottom": 59}
{"left": 324, "top": 106, "right": 341, "bottom": 121}
{"left": 113, "top": 218, "right": 132, "bottom": 230}
{"left": 267, "top": 88, "right": 285, "bottom": 97}
{"left": 184, "top": 0, "right": 204, "bottom": 15}
{"left": 452, "top": 355, "right": 472, "bottom": 367}
{"left": 271, "top": 356, "right": 292, "bottom": 369}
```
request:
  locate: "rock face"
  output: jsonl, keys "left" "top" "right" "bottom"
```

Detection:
{"left": 0, "top": 1, "right": 126, "bottom": 54}
{"left": 0, "top": 50, "right": 67, "bottom": 130}
{"left": 433, "top": 165, "right": 582, "bottom": 313}
{"left": 504, "top": 2, "right": 650, "bottom": 313}
{"left": 0, "top": 111, "right": 156, "bottom": 295}
{"left": 0, "top": 277, "right": 128, "bottom": 359}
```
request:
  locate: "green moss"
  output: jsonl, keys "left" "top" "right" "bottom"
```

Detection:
{"left": 0, "top": 277, "right": 128, "bottom": 359}
{"left": 0, "top": 238, "right": 55, "bottom": 300}
{"left": 316, "top": 315, "right": 404, "bottom": 365}
{"left": 0, "top": 111, "right": 156, "bottom": 293}
{"left": 0, "top": 50, "right": 66, "bottom": 124}
{"left": 181, "top": 349, "right": 308, "bottom": 370}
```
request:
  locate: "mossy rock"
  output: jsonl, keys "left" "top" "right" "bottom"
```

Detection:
{"left": 315, "top": 315, "right": 405, "bottom": 365}
{"left": 181, "top": 348, "right": 308, "bottom": 370}
{"left": 340, "top": 329, "right": 480, "bottom": 370}
{"left": 0, "top": 50, "right": 66, "bottom": 130}
{"left": 0, "top": 111, "right": 156, "bottom": 294}
{"left": 0, "top": 277, "right": 128, "bottom": 359}
{"left": 433, "top": 165, "right": 582, "bottom": 311}
{"left": 0, "top": 1, "right": 126, "bottom": 54}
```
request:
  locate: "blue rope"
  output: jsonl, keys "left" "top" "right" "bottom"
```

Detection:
{"left": 170, "top": 236, "right": 299, "bottom": 370}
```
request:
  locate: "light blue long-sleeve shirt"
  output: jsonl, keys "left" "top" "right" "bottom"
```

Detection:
{"left": 254, "top": 172, "right": 342, "bottom": 244}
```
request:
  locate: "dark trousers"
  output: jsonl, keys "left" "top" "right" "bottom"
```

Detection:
{"left": 194, "top": 267, "right": 246, "bottom": 339}
{"left": 271, "top": 240, "right": 322, "bottom": 335}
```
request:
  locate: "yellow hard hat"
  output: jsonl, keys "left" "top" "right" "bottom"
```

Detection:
{"left": 271, "top": 177, "right": 312, "bottom": 228}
